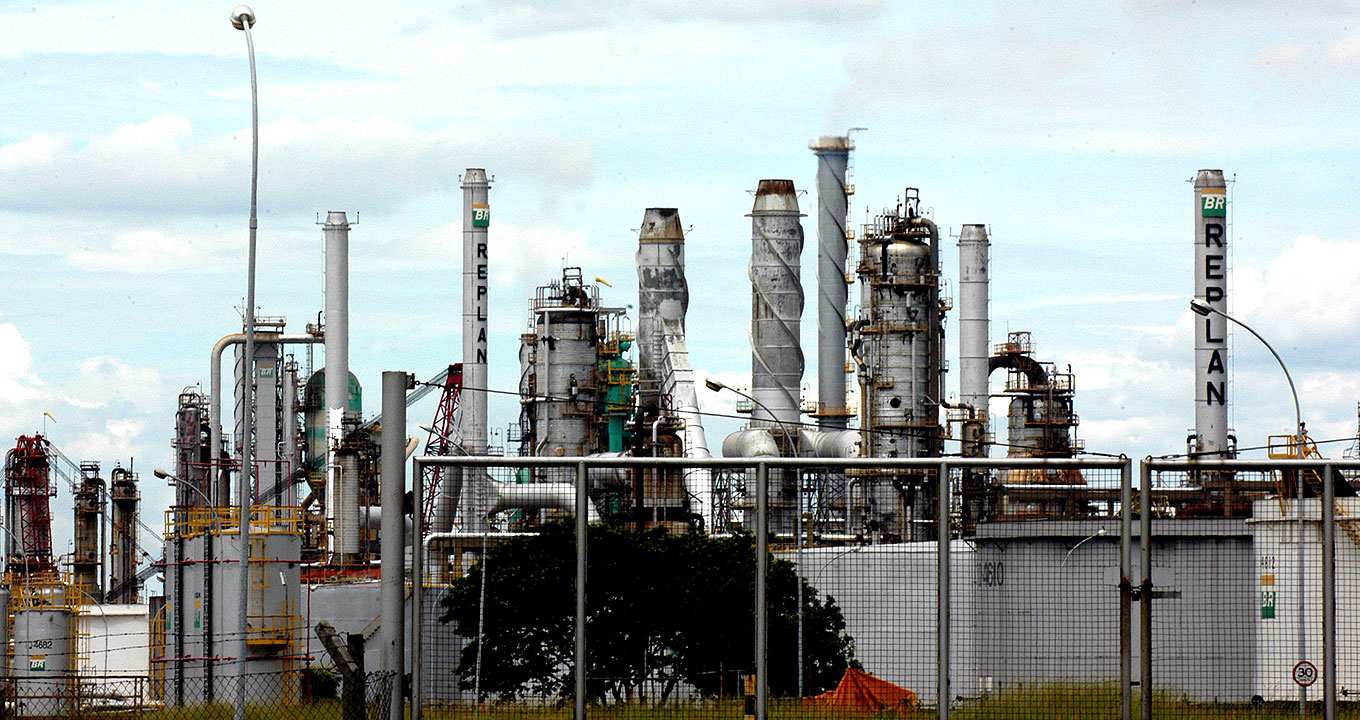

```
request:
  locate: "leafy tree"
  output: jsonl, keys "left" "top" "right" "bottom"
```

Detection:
{"left": 441, "top": 523, "right": 854, "bottom": 704}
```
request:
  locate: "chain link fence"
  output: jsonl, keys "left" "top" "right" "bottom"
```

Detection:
{"left": 0, "top": 670, "right": 395, "bottom": 720}
{"left": 15, "top": 456, "right": 1355, "bottom": 720}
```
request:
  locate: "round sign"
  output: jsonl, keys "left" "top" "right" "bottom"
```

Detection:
{"left": 1293, "top": 661, "right": 1318, "bottom": 688}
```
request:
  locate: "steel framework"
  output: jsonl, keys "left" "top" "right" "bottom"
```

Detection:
{"left": 5, "top": 434, "right": 57, "bottom": 575}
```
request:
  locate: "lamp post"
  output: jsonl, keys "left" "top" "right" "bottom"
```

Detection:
{"left": 156, "top": 468, "right": 223, "bottom": 702}
{"left": 1190, "top": 298, "right": 1307, "bottom": 712}
{"left": 230, "top": 6, "right": 259, "bottom": 719}
{"left": 703, "top": 377, "right": 804, "bottom": 697}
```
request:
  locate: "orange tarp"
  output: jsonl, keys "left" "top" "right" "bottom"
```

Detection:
{"left": 809, "top": 667, "right": 917, "bottom": 714}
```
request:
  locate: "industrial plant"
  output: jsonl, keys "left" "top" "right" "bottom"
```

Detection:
{"left": 3, "top": 121, "right": 1357, "bottom": 719}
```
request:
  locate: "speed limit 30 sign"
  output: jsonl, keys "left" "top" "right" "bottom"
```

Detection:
{"left": 1293, "top": 660, "right": 1318, "bottom": 687}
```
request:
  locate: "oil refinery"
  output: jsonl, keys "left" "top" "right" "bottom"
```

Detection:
{"left": 6, "top": 117, "right": 1357, "bottom": 713}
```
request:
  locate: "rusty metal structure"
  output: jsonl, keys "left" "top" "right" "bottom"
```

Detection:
{"left": 71, "top": 462, "right": 105, "bottom": 599}
{"left": 422, "top": 363, "right": 464, "bottom": 534}
{"left": 107, "top": 467, "right": 141, "bottom": 604}
{"left": 991, "top": 331, "right": 1084, "bottom": 486}
{"left": 5, "top": 435, "right": 57, "bottom": 576}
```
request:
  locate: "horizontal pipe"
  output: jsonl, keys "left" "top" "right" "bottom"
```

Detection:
{"left": 1145, "top": 458, "right": 1360, "bottom": 471}
{"left": 416, "top": 455, "right": 1129, "bottom": 470}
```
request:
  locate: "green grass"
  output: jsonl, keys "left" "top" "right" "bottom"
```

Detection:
{"left": 423, "top": 686, "right": 1360, "bottom": 720}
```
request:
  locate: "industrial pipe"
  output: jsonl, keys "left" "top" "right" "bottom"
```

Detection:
{"left": 721, "top": 428, "right": 780, "bottom": 458}
{"left": 209, "top": 332, "right": 322, "bottom": 505}
{"left": 798, "top": 429, "right": 861, "bottom": 459}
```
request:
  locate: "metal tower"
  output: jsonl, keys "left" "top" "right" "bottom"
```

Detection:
{"left": 5, "top": 435, "right": 57, "bottom": 575}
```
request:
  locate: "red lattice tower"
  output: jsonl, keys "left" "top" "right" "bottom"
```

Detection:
{"left": 421, "top": 364, "right": 463, "bottom": 534}
{"left": 5, "top": 434, "right": 57, "bottom": 575}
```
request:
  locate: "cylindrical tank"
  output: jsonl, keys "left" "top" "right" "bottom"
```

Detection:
{"left": 1193, "top": 169, "right": 1230, "bottom": 458}
{"left": 460, "top": 169, "right": 491, "bottom": 457}
{"left": 809, "top": 137, "right": 852, "bottom": 429}
{"left": 636, "top": 207, "right": 688, "bottom": 410}
{"left": 531, "top": 307, "right": 599, "bottom": 459}
{"left": 323, "top": 211, "right": 353, "bottom": 557}
{"left": 748, "top": 179, "right": 805, "bottom": 432}
{"left": 13, "top": 609, "right": 72, "bottom": 716}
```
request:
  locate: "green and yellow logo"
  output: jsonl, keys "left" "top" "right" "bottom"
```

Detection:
{"left": 473, "top": 204, "right": 490, "bottom": 228}
{"left": 1201, "top": 188, "right": 1226, "bottom": 218}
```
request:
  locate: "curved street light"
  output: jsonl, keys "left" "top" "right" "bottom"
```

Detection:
{"left": 703, "top": 377, "right": 806, "bottom": 695}
{"left": 230, "top": 7, "right": 258, "bottom": 720}
{"left": 1190, "top": 298, "right": 1309, "bottom": 711}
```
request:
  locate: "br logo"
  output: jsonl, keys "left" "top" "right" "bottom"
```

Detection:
{"left": 473, "top": 204, "right": 490, "bottom": 227}
{"left": 1202, "top": 191, "right": 1226, "bottom": 218}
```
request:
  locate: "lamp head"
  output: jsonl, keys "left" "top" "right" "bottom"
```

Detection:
{"left": 704, "top": 378, "right": 725, "bottom": 392}
{"left": 153, "top": 468, "right": 173, "bottom": 480}
{"left": 230, "top": 5, "right": 255, "bottom": 30}
{"left": 1189, "top": 298, "right": 1213, "bottom": 317}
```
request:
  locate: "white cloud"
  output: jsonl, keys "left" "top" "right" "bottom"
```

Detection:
{"left": 66, "top": 228, "right": 236, "bottom": 273}
{"left": 1231, "top": 234, "right": 1360, "bottom": 351}
{"left": 0, "top": 114, "right": 595, "bottom": 215}
{"left": 462, "top": 0, "right": 889, "bottom": 39}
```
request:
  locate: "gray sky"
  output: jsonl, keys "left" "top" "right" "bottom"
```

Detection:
{"left": 3, "top": 1, "right": 1359, "bottom": 555}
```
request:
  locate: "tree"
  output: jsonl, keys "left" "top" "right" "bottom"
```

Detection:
{"left": 440, "top": 523, "right": 855, "bottom": 703}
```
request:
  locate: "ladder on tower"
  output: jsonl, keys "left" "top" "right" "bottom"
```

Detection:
{"left": 1270, "top": 433, "right": 1360, "bottom": 550}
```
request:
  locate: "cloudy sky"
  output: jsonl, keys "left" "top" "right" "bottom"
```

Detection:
{"left": 3, "top": 1, "right": 1359, "bottom": 557}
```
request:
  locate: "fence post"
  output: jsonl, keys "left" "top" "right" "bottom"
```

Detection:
{"left": 342, "top": 633, "right": 366, "bottom": 720}
{"left": 938, "top": 460, "right": 950, "bottom": 720}
{"left": 411, "top": 458, "right": 424, "bottom": 720}
{"left": 1140, "top": 459, "right": 1152, "bottom": 717}
{"left": 755, "top": 461, "right": 769, "bottom": 720}
{"left": 1120, "top": 458, "right": 1133, "bottom": 720}
{"left": 379, "top": 371, "right": 406, "bottom": 720}
{"left": 576, "top": 460, "right": 588, "bottom": 720}
{"left": 1323, "top": 463, "right": 1335, "bottom": 720}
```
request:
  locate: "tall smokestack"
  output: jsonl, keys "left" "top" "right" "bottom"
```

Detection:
{"left": 636, "top": 207, "right": 686, "bottom": 408}
{"left": 636, "top": 208, "right": 713, "bottom": 523}
{"left": 749, "top": 179, "right": 805, "bottom": 432}
{"left": 323, "top": 211, "right": 357, "bottom": 558}
{"left": 1194, "top": 169, "right": 1230, "bottom": 457}
{"left": 958, "top": 224, "right": 990, "bottom": 428}
{"left": 809, "top": 137, "right": 852, "bottom": 430}
{"left": 460, "top": 169, "right": 490, "bottom": 456}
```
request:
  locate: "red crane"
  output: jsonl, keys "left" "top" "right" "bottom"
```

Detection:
{"left": 421, "top": 364, "right": 463, "bottom": 533}
{"left": 5, "top": 434, "right": 57, "bottom": 575}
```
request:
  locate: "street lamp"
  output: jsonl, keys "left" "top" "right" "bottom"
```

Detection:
{"left": 230, "top": 6, "right": 259, "bottom": 720}
{"left": 154, "top": 469, "right": 222, "bottom": 529}
{"left": 156, "top": 468, "right": 223, "bottom": 702}
{"left": 1189, "top": 298, "right": 1308, "bottom": 711}
{"left": 703, "top": 377, "right": 805, "bottom": 696}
